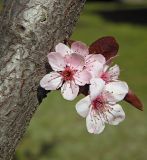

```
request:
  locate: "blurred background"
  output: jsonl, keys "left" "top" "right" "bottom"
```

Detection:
{"left": 1, "top": 0, "right": 147, "bottom": 159}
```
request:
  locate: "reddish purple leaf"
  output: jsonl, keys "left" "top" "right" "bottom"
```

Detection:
{"left": 124, "top": 90, "right": 143, "bottom": 111}
{"left": 89, "top": 36, "right": 119, "bottom": 61}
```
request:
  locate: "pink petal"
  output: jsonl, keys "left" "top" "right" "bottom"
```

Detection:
{"left": 47, "top": 52, "right": 66, "bottom": 71}
{"left": 87, "top": 62, "right": 104, "bottom": 78}
{"left": 74, "top": 70, "right": 91, "bottom": 86}
{"left": 86, "top": 110, "right": 105, "bottom": 134}
{"left": 55, "top": 43, "right": 71, "bottom": 56}
{"left": 75, "top": 96, "right": 91, "bottom": 118}
{"left": 103, "top": 81, "right": 129, "bottom": 103}
{"left": 108, "top": 64, "right": 120, "bottom": 81}
{"left": 66, "top": 53, "right": 85, "bottom": 71}
{"left": 40, "top": 72, "right": 63, "bottom": 90}
{"left": 71, "top": 41, "right": 89, "bottom": 57}
{"left": 90, "top": 78, "right": 105, "bottom": 100}
{"left": 61, "top": 80, "right": 79, "bottom": 101}
{"left": 104, "top": 104, "right": 125, "bottom": 125}
{"left": 85, "top": 54, "right": 105, "bottom": 77}
{"left": 85, "top": 54, "right": 106, "bottom": 65}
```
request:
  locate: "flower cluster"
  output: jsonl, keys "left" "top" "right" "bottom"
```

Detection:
{"left": 40, "top": 38, "right": 142, "bottom": 134}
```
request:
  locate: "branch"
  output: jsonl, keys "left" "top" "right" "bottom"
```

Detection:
{"left": 0, "top": 0, "right": 86, "bottom": 159}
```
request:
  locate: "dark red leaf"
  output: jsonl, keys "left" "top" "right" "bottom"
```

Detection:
{"left": 124, "top": 90, "right": 143, "bottom": 111}
{"left": 89, "top": 36, "right": 119, "bottom": 61}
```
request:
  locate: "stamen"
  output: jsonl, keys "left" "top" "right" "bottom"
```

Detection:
{"left": 89, "top": 106, "right": 104, "bottom": 127}
{"left": 100, "top": 72, "right": 110, "bottom": 83}
{"left": 91, "top": 95, "right": 110, "bottom": 123}
{"left": 60, "top": 67, "right": 75, "bottom": 81}
{"left": 92, "top": 95, "right": 105, "bottom": 112}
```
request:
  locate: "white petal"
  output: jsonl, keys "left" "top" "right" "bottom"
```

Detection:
{"left": 85, "top": 54, "right": 105, "bottom": 78}
{"left": 66, "top": 53, "right": 85, "bottom": 71}
{"left": 97, "top": 65, "right": 109, "bottom": 77}
{"left": 103, "top": 65, "right": 109, "bottom": 72}
{"left": 86, "top": 111, "right": 105, "bottom": 134}
{"left": 55, "top": 43, "right": 71, "bottom": 56}
{"left": 71, "top": 41, "right": 89, "bottom": 57}
{"left": 90, "top": 78, "right": 105, "bottom": 100}
{"left": 47, "top": 52, "right": 66, "bottom": 71}
{"left": 75, "top": 96, "right": 91, "bottom": 117}
{"left": 88, "top": 62, "right": 104, "bottom": 78}
{"left": 104, "top": 104, "right": 125, "bottom": 125}
{"left": 74, "top": 70, "right": 91, "bottom": 86}
{"left": 104, "top": 81, "right": 129, "bottom": 103}
{"left": 61, "top": 81, "right": 79, "bottom": 101}
{"left": 40, "top": 72, "right": 63, "bottom": 90}
{"left": 108, "top": 64, "right": 120, "bottom": 81}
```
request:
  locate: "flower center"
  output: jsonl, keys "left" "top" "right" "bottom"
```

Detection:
{"left": 61, "top": 67, "right": 74, "bottom": 81}
{"left": 100, "top": 72, "right": 110, "bottom": 83}
{"left": 92, "top": 95, "right": 105, "bottom": 111}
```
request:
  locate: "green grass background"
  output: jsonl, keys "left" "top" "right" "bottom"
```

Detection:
{"left": 1, "top": 1, "right": 147, "bottom": 160}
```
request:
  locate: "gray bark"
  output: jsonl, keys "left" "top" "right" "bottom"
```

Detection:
{"left": 0, "top": 0, "right": 86, "bottom": 159}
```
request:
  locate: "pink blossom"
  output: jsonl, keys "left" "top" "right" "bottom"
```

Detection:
{"left": 99, "top": 64, "right": 120, "bottom": 83}
{"left": 71, "top": 41, "right": 106, "bottom": 77}
{"left": 40, "top": 43, "right": 91, "bottom": 101}
{"left": 75, "top": 78, "right": 128, "bottom": 134}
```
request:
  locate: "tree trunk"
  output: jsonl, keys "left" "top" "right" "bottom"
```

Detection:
{"left": 0, "top": 0, "right": 86, "bottom": 159}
